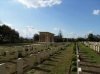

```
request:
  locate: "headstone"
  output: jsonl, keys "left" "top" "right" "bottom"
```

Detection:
{"left": 22, "top": 49, "right": 26, "bottom": 57}
{"left": 96, "top": 46, "right": 98, "bottom": 52}
{"left": 0, "top": 63, "right": 6, "bottom": 74}
{"left": 78, "top": 67, "right": 82, "bottom": 72}
{"left": 93, "top": 45, "right": 95, "bottom": 51}
{"left": 17, "top": 58, "right": 23, "bottom": 74}
{"left": 97, "top": 46, "right": 100, "bottom": 53}
{"left": 28, "top": 54, "right": 34, "bottom": 68}
{"left": 15, "top": 50, "right": 18, "bottom": 59}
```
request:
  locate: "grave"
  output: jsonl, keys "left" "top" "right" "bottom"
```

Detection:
{"left": 0, "top": 63, "right": 6, "bottom": 74}
{"left": 17, "top": 58, "right": 23, "bottom": 74}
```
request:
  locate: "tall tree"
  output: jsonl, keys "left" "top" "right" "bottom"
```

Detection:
{"left": 0, "top": 24, "right": 19, "bottom": 43}
{"left": 87, "top": 33, "right": 94, "bottom": 41}
{"left": 58, "top": 30, "right": 63, "bottom": 42}
{"left": 33, "top": 34, "right": 39, "bottom": 42}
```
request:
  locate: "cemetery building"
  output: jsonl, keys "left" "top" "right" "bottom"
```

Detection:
{"left": 39, "top": 32, "right": 54, "bottom": 43}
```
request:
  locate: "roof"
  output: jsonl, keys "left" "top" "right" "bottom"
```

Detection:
{"left": 39, "top": 32, "right": 54, "bottom": 35}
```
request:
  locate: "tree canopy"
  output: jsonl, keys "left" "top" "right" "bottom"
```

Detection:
{"left": 0, "top": 24, "right": 32, "bottom": 44}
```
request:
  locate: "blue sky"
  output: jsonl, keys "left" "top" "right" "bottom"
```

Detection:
{"left": 0, "top": 0, "right": 100, "bottom": 38}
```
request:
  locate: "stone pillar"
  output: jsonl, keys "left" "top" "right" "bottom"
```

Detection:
{"left": 0, "top": 63, "right": 6, "bottom": 74}
{"left": 17, "top": 58, "right": 23, "bottom": 74}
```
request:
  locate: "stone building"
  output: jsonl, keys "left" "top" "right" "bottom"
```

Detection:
{"left": 39, "top": 32, "right": 54, "bottom": 43}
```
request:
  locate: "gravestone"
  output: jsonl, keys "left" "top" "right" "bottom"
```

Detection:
{"left": 0, "top": 63, "right": 6, "bottom": 74}
{"left": 95, "top": 45, "right": 98, "bottom": 52}
{"left": 28, "top": 54, "right": 34, "bottom": 68}
{"left": 97, "top": 46, "right": 100, "bottom": 53}
{"left": 17, "top": 58, "right": 23, "bottom": 74}
{"left": 15, "top": 50, "right": 18, "bottom": 59}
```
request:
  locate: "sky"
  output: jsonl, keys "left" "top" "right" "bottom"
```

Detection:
{"left": 0, "top": 0, "right": 100, "bottom": 38}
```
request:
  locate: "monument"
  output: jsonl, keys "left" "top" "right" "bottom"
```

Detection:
{"left": 39, "top": 32, "right": 54, "bottom": 43}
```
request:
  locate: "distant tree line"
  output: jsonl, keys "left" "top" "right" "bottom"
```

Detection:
{"left": 0, "top": 24, "right": 32, "bottom": 44}
{"left": 76, "top": 33, "right": 100, "bottom": 42}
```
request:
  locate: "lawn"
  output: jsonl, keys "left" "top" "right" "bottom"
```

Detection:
{"left": 79, "top": 43, "right": 100, "bottom": 64}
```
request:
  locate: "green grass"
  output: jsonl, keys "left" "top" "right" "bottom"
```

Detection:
{"left": 79, "top": 43, "right": 100, "bottom": 64}
{"left": 71, "top": 43, "right": 77, "bottom": 74}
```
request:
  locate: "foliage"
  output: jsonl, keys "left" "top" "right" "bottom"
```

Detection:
{"left": 33, "top": 33, "right": 39, "bottom": 42}
{"left": 0, "top": 24, "right": 33, "bottom": 44}
{"left": 0, "top": 24, "right": 19, "bottom": 43}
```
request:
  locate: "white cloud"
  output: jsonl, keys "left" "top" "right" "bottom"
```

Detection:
{"left": 53, "top": 27, "right": 59, "bottom": 31}
{"left": 19, "top": 26, "right": 39, "bottom": 38}
{"left": 87, "top": 31, "right": 93, "bottom": 34}
{"left": 93, "top": 9, "right": 100, "bottom": 15}
{"left": 16, "top": 0, "right": 62, "bottom": 8}
{"left": 0, "top": 21, "right": 39, "bottom": 38}
{"left": 0, "top": 21, "right": 14, "bottom": 29}
{"left": 0, "top": 20, "right": 3, "bottom": 25}
{"left": 66, "top": 32, "right": 78, "bottom": 38}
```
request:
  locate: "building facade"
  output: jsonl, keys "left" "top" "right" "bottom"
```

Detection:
{"left": 39, "top": 32, "right": 54, "bottom": 43}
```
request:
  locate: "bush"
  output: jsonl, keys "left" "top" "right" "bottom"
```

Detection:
{"left": 72, "top": 66, "right": 77, "bottom": 71}
{"left": 72, "top": 56, "right": 77, "bottom": 61}
{"left": 72, "top": 61, "right": 77, "bottom": 66}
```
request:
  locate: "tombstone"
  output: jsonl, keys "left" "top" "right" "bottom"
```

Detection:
{"left": 29, "top": 47, "right": 33, "bottom": 54}
{"left": 97, "top": 46, "right": 100, "bottom": 53}
{"left": 22, "top": 49, "right": 26, "bottom": 57}
{"left": 15, "top": 50, "right": 18, "bottom": 59}
{"left": 93, "top": 45, "right": 96, "bottom": 51}
{"left": 4, "top": 51, "right": 10, "bottom": 57}
{"left": 78, "top": 67, "right": 82, "bottom": 72}
{"left": 90, "top": 45, "right": 92, "bottom": 49}
{"left": 96, "top": 46, "right": 98, "bottom": 52}
{"left": 33, "top": 53, "right": 40, "bottom": 65}
{"left": 17, "top": 58, "right": 23, "bottom": 74}
{"left": 28, "top": 54, "right": 35, "bottom": 68}
{"left": 3, "top": 51, "right": 10, "bottom": 60}
{"left": 92, "top": 45, "right": 94, "bottom": 49}
{"left": 78, "top": 59, "right": 80, "bottom": 62}
{"left": 36, "top": 52, "right": 41, "bottom": 64}
{"left": 0, "top": 63, "right": 6, "bottom": 74}
{"left": 45, "top": 50, "right": 49, "bottom": 58}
